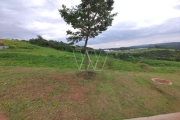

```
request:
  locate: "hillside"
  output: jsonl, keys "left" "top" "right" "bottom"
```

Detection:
{"left": 1, "top": 40, "right": 180, "bottom": 72}
{"left": 130, "top": 42, "right": 180, "bottom": 50}
{"left": 0, "top": 40, "right": 77, "bottom": 69}
{"left": 0, "top": 40, "right": 180, "bottom": 120}
{"left": 107, "top": 42, "right": 180, "bottom": 50}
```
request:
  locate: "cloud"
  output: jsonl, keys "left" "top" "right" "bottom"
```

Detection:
{"left": 113, "top": 0, "right": 180, "bottom": 24}
{"left": 0, "top": 0, "right": 180, "bottom": 48}
{"left": 174, "top": 4, "right": 180, "bottom": 10}
{"left": 0, "top": 0, "right": 65, "bottom": 40}
{"left": 0, "top": 23, "right": 36, "bottom": 39}
{"left": 85, "top": 17, "right": 180, "bottom": 48}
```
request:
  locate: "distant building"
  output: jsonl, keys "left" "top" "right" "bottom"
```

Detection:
{"left": 0, "top": 40, "right": 2, "bottom": 43}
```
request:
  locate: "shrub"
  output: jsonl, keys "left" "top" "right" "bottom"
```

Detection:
{"left": 139, "top": 63, "right": 153, "bottom": 72}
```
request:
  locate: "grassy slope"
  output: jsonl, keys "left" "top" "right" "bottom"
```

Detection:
{"left": 1, "top": 40, "right": 180, "bottom": 73}
{"left": 0, "top": 40, "right": 76, "bottom": 69}
{"left": 0, "top": 40, "right": 108, "bottom": 70}
{"left": 0, "top": 40, "right": 180, "bottom": 119}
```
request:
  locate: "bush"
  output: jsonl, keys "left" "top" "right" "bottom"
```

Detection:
{"left": 139, "top": 63, "right": 153, "bottom": 72}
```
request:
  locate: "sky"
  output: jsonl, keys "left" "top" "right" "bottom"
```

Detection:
{"left": 0, "top": 0, "right": 180, "bottom": 49}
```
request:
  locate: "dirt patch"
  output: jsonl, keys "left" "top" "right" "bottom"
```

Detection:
{"left": 66, "top": 84, "right": 93, "bottom": 102}
{"left": 152, "top": 78, "right": 172, "bottom": 85}
{"left": 50, "top": 73, "right": 64, "bottom": 80}
{"left": 77, "top": 71, "right": 96, "bottom": 79}
{"left": 50, "top": 73, "right": 73, "bottom": 82}
{"left": 144, "top": 102, "right": 154, "bottom": 109}
{"left": 68, "top": 93, "right": 84, "bottom": 101}
{"left": 0, "top": 114, "right": 7, "bottom": 120}
{"left": 45, "top": 86, "right": 54, "bottom": 91}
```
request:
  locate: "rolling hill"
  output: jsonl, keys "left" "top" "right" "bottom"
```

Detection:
{"left": 107, "top": 42, "right": 180, "bottom": 50}
{"left": 0, "top": 40, "right": 180, "bottom": 120}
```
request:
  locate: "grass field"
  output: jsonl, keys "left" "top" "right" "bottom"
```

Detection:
{"left": 0, "top": 40, "right": 180, "bottom": 119}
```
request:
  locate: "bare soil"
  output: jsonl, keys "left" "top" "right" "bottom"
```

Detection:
{"left": 0, "top": 114, "right": 6, "bottom": 120}
{"left": 152, "top": 78, "right": 172, "bottom": 85}
{"left": 77, "top": 71, "right": 96, "bottom": 79}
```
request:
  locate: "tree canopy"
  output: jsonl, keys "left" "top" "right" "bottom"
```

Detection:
{"left": 59, "top": 0, "right": 117, "bottom": 45}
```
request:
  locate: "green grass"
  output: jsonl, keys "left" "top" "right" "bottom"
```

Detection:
{"left": 0, "top": 40, "right": 106, "bottom": 70}
{"left": 2, "top": 40, "right": 69, "bottom": 56}
{"left": 0, "top": 40, "right": 180, "bottom": 119}
{"left": 0, "top": 67, "right": 180, "bottom": 119}
{"left": 1, "top": 40, "right": 180, "bottom": 73}
{"left": 0, "top": 53, "right": 76, "bottom": 69}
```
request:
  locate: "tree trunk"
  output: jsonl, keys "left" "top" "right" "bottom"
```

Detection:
{"left": 84, "top": 35, "right": 89, "bottom": 78}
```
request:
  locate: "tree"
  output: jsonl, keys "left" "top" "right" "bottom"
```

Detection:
{"left": 59, "top": 0, "right": 117, "bottom": 76}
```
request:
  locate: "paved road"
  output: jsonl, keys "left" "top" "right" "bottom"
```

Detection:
{"left": 126, "top": 112, "right": 180, "bottom": 120}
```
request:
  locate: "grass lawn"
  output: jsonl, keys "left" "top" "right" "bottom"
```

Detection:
{"left": 0, "top": 40, "right": 180, "bottom": 119}
{"left": 0, "top": 67, "right": 180, "bottom": 120}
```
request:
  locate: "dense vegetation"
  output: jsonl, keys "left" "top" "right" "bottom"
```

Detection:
{"left": 29, "top": 35, "right": 74, "bottom": 52}
{"left": 28, "top": 35, "right": 106, "bottom": 55}
{"left": 109, "top": 49, "right": 180, "bottom": 62}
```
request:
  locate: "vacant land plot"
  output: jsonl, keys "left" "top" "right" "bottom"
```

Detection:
{"left": 0, "top": 40, "right": 180, "bottom": 119}
{"left": 0, "top": 67, "right": 180, "bottom": 120}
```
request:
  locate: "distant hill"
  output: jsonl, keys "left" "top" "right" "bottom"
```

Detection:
{"left": 131, "top": 42, "right": 180, "bottom": 50}
{"left": 107, "top": 42, "right": 180, "bottom": 50}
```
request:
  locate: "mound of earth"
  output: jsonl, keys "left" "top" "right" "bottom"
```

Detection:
{"left": 152, "top": 78, "right": 172, "bottom": 85}
{"left": 77, "top": 71, "right": 96, "bottom": 79}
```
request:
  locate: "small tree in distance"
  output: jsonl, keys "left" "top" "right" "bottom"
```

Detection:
{"left": 59, "top": 0, "right": 117, "bottom": 77}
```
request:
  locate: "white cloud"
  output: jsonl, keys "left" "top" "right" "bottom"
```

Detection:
{"left": 27, "top": 0, "right": 46, "bottom": 7}
{"left": 113, "top": 0, "right": 180, "bottom": 26}
{"left": 0, "top": 0, "right": 180, "bottom": 47}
